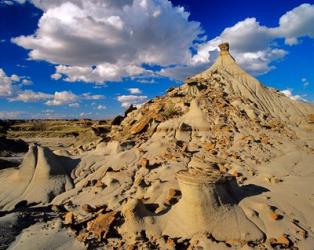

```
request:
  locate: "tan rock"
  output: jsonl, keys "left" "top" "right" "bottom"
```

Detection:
{"left": 64, "top": 212, "right": 74, "bottom": 225}
{"left": 260, "top": 134, "right": 270, "bottom": 144}
{"left": 87, "top": 211, "right": 117, "bottom": 240}
{"left": 76, "top": 229, "right": 89, "bottom": 242}
{"left": 166, "top": 238, "right": 176, "bottom": 249}
{"left": 81, "top": 204, "right": 93, "bottom": 213}
{"left": 165, "top": 188, "right": 179, "bottom": 204}
{"left": 203, "top": 142, "right": 215, "bottom": 151}
{"left": 130, "top": 117, "right": 151, "bottom": 134}
{"left": 277, "top": 234, "right": 290, "bottom": 247}
{"left": 50, "top": 204, "right": 60, "bottom": 213}
{"left": 231, "top": 170, "right": 240, "bottom": 177}
{"left": 138, "top": 157, "right": 149, "bottom": 169}
{"left": 307, "top": 114, "right": 314, "bottom": 123}
{"left": 270, "top": 211, "right": 281, "bottom": 220}
{"left": 95, "top": 179, "right": 105, "bottom": 188}
{"left": 270, "top": 176, "right": 281, "bottom": 184}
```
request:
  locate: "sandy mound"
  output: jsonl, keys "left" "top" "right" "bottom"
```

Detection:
{"left": 0, "top": 145, "right": 75, "bottom": 211}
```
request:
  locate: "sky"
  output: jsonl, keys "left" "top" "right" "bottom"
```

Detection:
{"left": 0, "top": 0, "right": 314, "bottom": 119}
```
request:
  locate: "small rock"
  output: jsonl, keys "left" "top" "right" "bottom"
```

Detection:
{"left": 203, "top": 142, "right": 215, "bottom": 151}
{"left": 138, "top": 157, "right": 149, "bottom": 169}
{"left": 261, "top": 135, "right": 270, "bottom": 144}
{"left": 77, "top": 229, "right": 89, "bottom": 242}
{"left": 50, "top": 204, "right": 60, "bottom": 213}
{"left": 166, "top": 238, "right": 176, "bottom": 249}
{"left": 95, "top": 179, "right": 105, "bottom": 188}
{"left": 231, "top": 170, "right": 240, "bottom": 177}
{"left": 165, "top": 188, "right": 179, "bottom": 204}
{"left": 218, "top": 165, "right": 227, "bottom": 173}
{"left": 64, "top": 212, "right": 74, "bottom": 225}
{"left": 270, "top": 176, "right": 281, "bottom": 184}
{"left": 81, "top": 204, "right": 93, "bottom": 213}
{"left": 87, "top": 211, "right": 117, "bottom": 240}
{"left": 277, "top": 234, "right": 290, "bottom": 247}
{"left": 270, "top": 211, "right": 282, "bottom": 220}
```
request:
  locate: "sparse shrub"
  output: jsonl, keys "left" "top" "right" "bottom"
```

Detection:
{"left": 32, "top": 120, "right": 47, "bottom": 131}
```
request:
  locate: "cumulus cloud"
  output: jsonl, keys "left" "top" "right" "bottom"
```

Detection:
{"left": 54, "top": 64, "right": 145, "bottom": 83}
{"left": 69, "top": 102, "right": 80, "bottom": 108}
{"left": 82, "top": 93, "right": 105, "bottom": 100}
{"left": 43, "top": 92, "right": 104, "bottom": 106}
{"left": 51, "top": 73, "right": 62, "bottom": 80}
{"left": 0, "top": 68, "right": 36, "bottom": 98}
{"left": 45, "top": 91, "right": 78, "bottom": 106}
{"left": 0, "top": 68, "right": 16, "bottom": 96}
{"left": 97, "top": 105, "right": 106, "bottom": 110}
{"left": 0, "top": 111, "right": 23, "bottom": 119}
{"left": 22, "top": 79, "right": 32, "bottom": 85}
{"left": 9, "top": 90, "right": 52, "bottom": 102}
{"left": 161, "top": 3, "right": 314, "bottom": 80}
{"left": 117, "top": 94, "right": 147, "bottom": 108}
{"left": 276, "top": 3, "right": 314, "bottom": 45}
{"left": 10, "top": 1, "right": 314, "bottom": 82}
{"left": 302, "top": 78, "right": 310, "bottom": 87}
{"left": 128, "top": 88, "right": 142, "bottom": 94}
{"left": 13, "top": 0, "right": 203, "bottom": 83}
{"left": 281, "top": 89, "right": 306, "bottom": 101}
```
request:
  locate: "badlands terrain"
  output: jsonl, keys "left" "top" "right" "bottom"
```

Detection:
{"left": 1, "top": 43, "right": 314, "bottom": 249}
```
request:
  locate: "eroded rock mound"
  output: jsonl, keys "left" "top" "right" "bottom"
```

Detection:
{"left": 0, "top": 145, "right": 74, "bottom": 210}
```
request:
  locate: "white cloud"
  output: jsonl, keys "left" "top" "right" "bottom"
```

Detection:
{"left": 276, "top": 3, "right": 314, "bottom": 45}
{"left": 10, "top": 74, "right": 20, "bottom": 82}
{"left": 9, "top": 90, "right": 52, "bottom": 102}
{"left": 82, "top": 93, "right": 105, "bottom": 100}
{"left": 97, "top": 105, "right": 106, "bottom": 110}
{"left": 13, "top": 0, "right": 203, "bottom": 83}
{"left": 54, "top": 64, "right": 145, "bottom": 83}
{"left": 281, "top": 89, "right": 306, "bottom": 101}
{"left": 10, "top": 1, "right": 314, "bottom": 83}
{"left": 128, "top": 88, "right": 142, "bottom": 94}
{"left": 161, "top": 4, "right": 314, "bottom": 80}
{"left": 0, "top": 111, "right": 23, "bottom": 119}
{"left": 51, "top": 73, "right": 62, "bottom": 80}
{"left": 117, "top": 94, "right": 147, "bottom": 108}
{"left": 45, "top": 91, "right": 78, "bottom": 106}
{"left": 69, "top": 102, "right": 80, "bottom": 108}
{"left": 301, "top": 78, "right": 310, "bottom": 87}
{"left": 79, "top": 112, "right": 92, "bottom": 118}
{"left": 0, "top": 68, "right": 18, "bottom": 97}
{"left": 2, "top": 1, "right": 14, "bottom": 6}
{"left": 22, "top": 79, "right": 32, "bottom": 85}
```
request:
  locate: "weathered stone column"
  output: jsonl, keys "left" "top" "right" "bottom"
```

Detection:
{"left": 161, "top": 168, "right": 264, "bottom": 242}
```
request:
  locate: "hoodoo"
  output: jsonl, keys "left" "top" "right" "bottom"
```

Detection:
{"left": 161, "top": 167, "right": 264, "bottom": 242}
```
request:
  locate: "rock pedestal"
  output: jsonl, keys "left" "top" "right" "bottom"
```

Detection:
{"left": 162, "top": 168, "right": 264, "bottom": 242}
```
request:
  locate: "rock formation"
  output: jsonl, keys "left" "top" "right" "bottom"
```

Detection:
{"left": 0, "top": 145, "right": 74, "bottom": 210}
{"left": 1, "top": 43, "right": 314, "bottom": 249}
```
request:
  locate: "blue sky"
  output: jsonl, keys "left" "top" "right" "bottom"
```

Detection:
{"left": 0, "top": 0, "right": 313, "bottom": 119}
